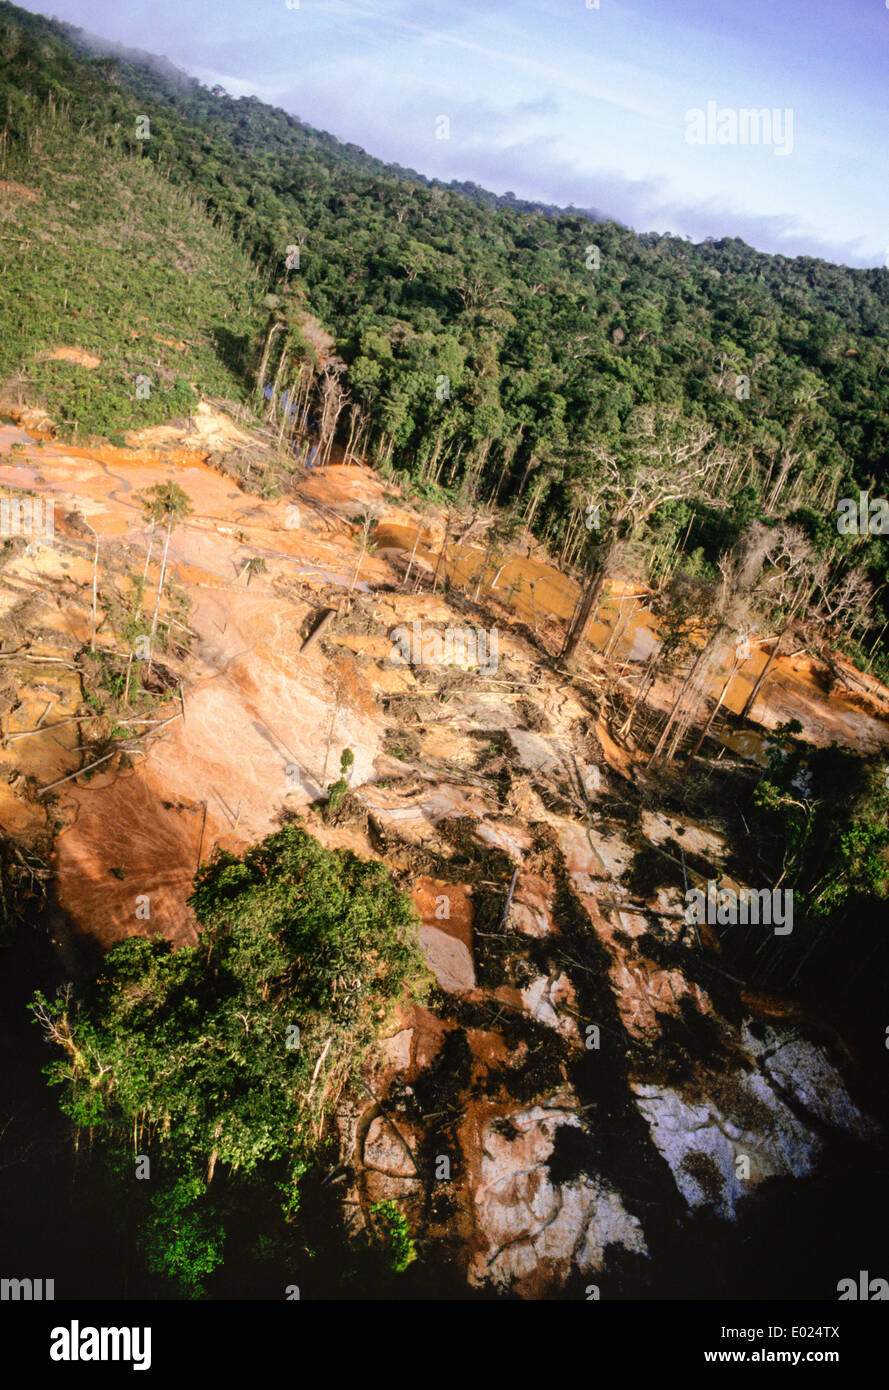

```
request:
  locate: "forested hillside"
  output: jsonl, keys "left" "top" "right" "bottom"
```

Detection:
{"left": 2, "top": 1, "right": 889, "bottom": 1306}
{"left": 1, "top": 0, "right": 888, "bottom": 666}
{"left": 0, "top": 107, "right": 265, "bottom": 437}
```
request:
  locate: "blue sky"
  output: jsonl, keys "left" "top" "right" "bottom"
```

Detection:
{"left": 26, "top": 0, "right": 889, "bottom": 266}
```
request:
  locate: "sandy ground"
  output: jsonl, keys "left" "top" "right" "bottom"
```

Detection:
{"left": 1, "top": 405, "right": 887, "bottom": 948}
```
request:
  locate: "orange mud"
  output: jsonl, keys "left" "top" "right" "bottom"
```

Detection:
{"left": 0, "top": 180, "right": 40, "bottom": 201}
{"left": 40, "top": 347, "right": 101, "bottom": 368}
{"left": 375, "top": 521, "right": 889, "bottom": 755}
{"left": 1, "top": 407, "right": 888, "bottom": 952}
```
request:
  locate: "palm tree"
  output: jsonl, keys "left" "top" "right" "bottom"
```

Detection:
{"left": 240, "top": 556, "right": 268, "bottom": 586}
{"left": 140, "top": 482, "right": 192, "bottom": 671}
{"left": 140, "top": 516, "right": 156, "bottom": 604}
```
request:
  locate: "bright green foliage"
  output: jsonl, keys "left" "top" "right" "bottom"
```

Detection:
{"left": 326, "top": 747, "right": 355, "bottom": 814}
{"left": 32, "top": 825, "right": 430, "bottom": 1179}
{"left": 753, "top": 740, "right": 889, "bottom": 919}
{"left": 140, "top": 481, "right": 192, "bottom": 527}
{"left": 0, "top": 101, "right": 264, "bottom": 439}
{"left": 141, "top": 1175, "right": 226, "bottom": 1296}
{"left": 743, "top": 736, "right": 889, "bottom": 991}
{"left": 1, "top": 1, "right": 888, "bottom": 657}
{"left": 369, "top": 1200, "right": 417, "bottom": 1274}
{"left": 30, "top": 825, "right": 430, "bottom": 1295}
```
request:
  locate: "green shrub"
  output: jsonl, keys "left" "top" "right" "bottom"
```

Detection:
{"left": 369, "top": 1200, "right": 417, "bottom": 1274}
{"left": 31, "top": 824, "right": 430, "bottom": 1294}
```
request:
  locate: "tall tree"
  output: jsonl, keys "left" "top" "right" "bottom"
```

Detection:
{"left": 140, "top": 482, "right": 192, "bottom": 670}
{"left": 561, "top": 409, "right": 724, "bottom": 662}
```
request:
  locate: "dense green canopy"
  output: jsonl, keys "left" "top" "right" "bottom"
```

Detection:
{"left": 30, "top": 824, "right": 428, "bottom": 1291}
{"left": 1, "top": 0, "right": 887, "bottom": 662}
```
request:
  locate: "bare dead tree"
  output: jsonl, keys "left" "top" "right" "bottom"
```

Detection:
{"left": 810, "top": 562, "right": 873, "bottom": 635}
{"left": 317, "top": 358, "right": 347, "bottom": 465}
{"left": 349, "top": 509, "right": 380, "bottom": 594}
{"left": 648, "top": 522, "right": 773, "bottom": 766}
{"left": 740, "top": 525, "right": 814, "bottom": 719}
{"left": 255, "top": 319, "right": 285, "bottom": 396}
{"left": 562, "top": 410, "right": 727, "bottom": 662}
